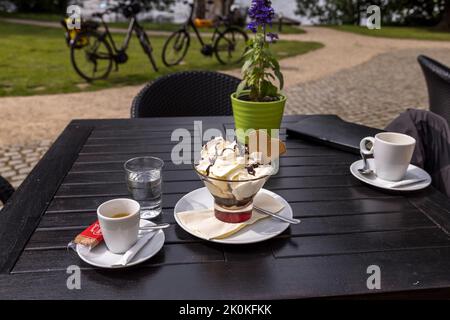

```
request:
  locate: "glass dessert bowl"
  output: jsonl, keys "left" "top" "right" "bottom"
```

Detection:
{"left": 195, "top": 166, "right": 271, "bottom": 223}
{"left": 194, "top": 136, "right": 276, "bottom": 223}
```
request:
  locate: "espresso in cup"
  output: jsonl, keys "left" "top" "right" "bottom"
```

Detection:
{"left": 360, "top": 132, "right": 416, "bottom": 181}
{"left": 111, "top": 213, "right": 130, "bottom": 218}
{"left": 97, "top": 198, "right": 140, "bottom": 254}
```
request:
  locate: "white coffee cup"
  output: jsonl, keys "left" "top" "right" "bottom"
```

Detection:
{"left": 360, "top": 132, "right": 416, "bottom": 181}
{"left": 97, "top": 198, "right": 140, "bottom": 254}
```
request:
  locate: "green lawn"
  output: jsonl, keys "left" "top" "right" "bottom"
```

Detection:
{"left": 329, "top": 25, "right": 450, "bottom": 41}
{"left": 0, "top": 11, "right": 61, "bottom": 21}
{"left": 0, "top": 21, "right": 322, "bottom": 97}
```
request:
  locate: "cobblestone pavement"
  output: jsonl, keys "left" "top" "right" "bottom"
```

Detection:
{"left": 0, "top": 140, "right": 52, "bottom": 189}
{"left": 285, "top": 47, "right": 450, "bottom": 129}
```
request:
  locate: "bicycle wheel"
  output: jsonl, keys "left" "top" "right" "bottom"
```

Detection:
{"left": 162, "top": 30, "right": 190, "bottom": 67}
{"left": 214, "top": 27, "right": 248, "bottom": 65}
{"left": 70, "top": 31, "right": 113, "bottom": 81}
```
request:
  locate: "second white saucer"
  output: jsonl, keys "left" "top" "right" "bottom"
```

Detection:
{"left": 350, "top": 159, "right": 432, "bottom": 192}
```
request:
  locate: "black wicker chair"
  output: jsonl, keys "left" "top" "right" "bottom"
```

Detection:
{"left": 131, "top": 71, "right": 241, "bottom": 118}
{"left": 418, "top": 55, "right": 450, "bottom": 124}
{"left": 0, "top": 175, "right": 14, "bottom": 206}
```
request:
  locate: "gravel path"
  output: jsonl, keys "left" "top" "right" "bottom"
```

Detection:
{"left": 1, "top": 25, "right": 450, "bottom": 189}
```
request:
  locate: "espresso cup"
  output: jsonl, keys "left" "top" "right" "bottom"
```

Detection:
{"left": 97, "top": 198, "right": 140, "bottom": 254}
{"left": 360, "top": 132, "right": 416, "bottom": 181}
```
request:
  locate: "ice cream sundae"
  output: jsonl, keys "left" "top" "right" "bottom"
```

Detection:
{"left": 195, "top": 133, "right": 286, "bottom": 223}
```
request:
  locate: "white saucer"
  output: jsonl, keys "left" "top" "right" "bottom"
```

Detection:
{"left": 174, "top": 187, "right": 293, "bottom": 244}
{"left": 350, "top": 159, "right": 432, "bottom": 192}
{"left": 76, "top": 220, "right": 165, "bottom": 268}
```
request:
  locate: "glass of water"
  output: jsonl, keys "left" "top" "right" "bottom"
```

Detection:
{"left": 124, "top": 156, "right": 164, "bottom": 219}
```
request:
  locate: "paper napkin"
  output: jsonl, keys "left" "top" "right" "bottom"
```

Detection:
{"left": 176, "top": 193, "right": 285, "bottom": 240}
{"left": 112, "top": 231, "right": 156, "bottom": 266}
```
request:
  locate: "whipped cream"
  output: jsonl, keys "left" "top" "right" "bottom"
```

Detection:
{"left": 196, "top": 137, "right": 274, "bottom": 201}
{"left": 196, "top": 137, "right": 274, "bottom": 180}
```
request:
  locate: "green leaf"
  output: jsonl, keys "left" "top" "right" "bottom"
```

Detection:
{"left": 266, "top": 82, "right": 278, "bottom": 97}
{"left": 236, "top": 80, "right": 247, "bottom": 99}
{"left": 260, "top": 80, "right": 269, "bottom": 98}
{"left": 250, "top": 87, "right": 259, "bottom": 101}
{"left": 268, "top": 55, "right": 284, "bottom": 90}
{"left": 265, "top": 72, "right": 275, "bottom": 80}
{"left": 274, "top": 68, "right": 284, "bottom": 90}
{"left": 241, "top": 59, "right": 253, "bottom": 75}
{"left": 243, "top": 47, "right": 255, "bottom": 57}
{"left": 269, "top": 55, "right": 280, "bottom": 70}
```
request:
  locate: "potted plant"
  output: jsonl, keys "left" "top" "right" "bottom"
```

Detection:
{"left": 231, "top": 0, "right": 285, "bottom": 143}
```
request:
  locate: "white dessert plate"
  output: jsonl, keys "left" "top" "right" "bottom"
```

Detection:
{"left": 350, "top": 159, "right": 432, "bottom": 192}
{"left": 174, "top": 187, "right": 293, "bottom": 244}
{"left": 76, "top": 220, "right": 165, "bottom": 269}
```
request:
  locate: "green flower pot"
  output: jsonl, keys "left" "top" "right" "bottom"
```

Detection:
{"left": 231, "top": 91, "right": 287, "bottom": 143}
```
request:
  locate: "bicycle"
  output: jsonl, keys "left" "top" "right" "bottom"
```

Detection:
{"left": 162, "top": 0, "right": 248, "bottom": 66}
{"left": 64, "top": 1, "right": 158, "bottom": 82}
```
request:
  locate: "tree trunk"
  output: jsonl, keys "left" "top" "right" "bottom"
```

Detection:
{"left": 356, "top": 0, "right": 362, "bottom": 26}
{"left": 225, "top": 0, "right": 235, "bottom": 15}
{"left": 354, "top": 0, "right": 360, "bottom": 25}
{"left": 437, "top": 0, "right": 450, "bottom": 30}
{"left": 196, "top": 0, "right": 206, "bottom": 19}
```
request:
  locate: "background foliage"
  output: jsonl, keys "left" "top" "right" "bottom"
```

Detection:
{"left": 296, "top": 0, "right": 450, "bottom": 28}
{"left": 9, "top": 0, "right": 175, "bottom": 13}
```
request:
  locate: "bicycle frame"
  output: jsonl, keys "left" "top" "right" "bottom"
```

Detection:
{"left": 182, "top": 4, "right": 222, "bottom": 47}
{"left": 99, "top": 16, "right": 137, "bottom": 54}
{"left": 93, "top": 7, "right": 157, "bottom": 72}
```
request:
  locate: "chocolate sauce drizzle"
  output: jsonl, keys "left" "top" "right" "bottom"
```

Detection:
{"left": 205, "top": 156, "right": 216, "bottom": 176}
{"left": 246, "top": 163, "right": 259, "bottom": 176}
{"left": 205, "top": 165, "right": 212, "bottom": 176}
{"left": 201, "top": 139, "right": 256, "bottom": 177}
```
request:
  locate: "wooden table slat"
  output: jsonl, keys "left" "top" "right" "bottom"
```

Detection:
{"left": 55, "top": 176, "right": 363, "bottom": 198}
{"left": 71, "top": 154, "right": 358, "bottom": 173}
{"left": 61, "top": 165, "right": 356, "bottom": 185}
{"left": 79, "top": 141, "right": 330, "bottom": 155}
{"left": 272, "top": 228, "right": 449, "bottom": 258}
{"left": 83, "top": 136, "right": 312, "bottom": 147}
{"left": 13, "top": 243, "right": 224, "bottom": 273}
{"left": 408, "top": 188, "right": 450, "bottom": 235}
{"left": 74, "top": 148, "right": 352, "bottom": 165}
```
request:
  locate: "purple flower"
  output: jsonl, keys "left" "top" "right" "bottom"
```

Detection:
{"left": 267, "top": 32, "right": 278, "bottom": 43}
{"left": 247, "top": 0, "right": 275, "bottom": 33}
{"left": 247, "top": 21, "right": 258, "bottom": 33}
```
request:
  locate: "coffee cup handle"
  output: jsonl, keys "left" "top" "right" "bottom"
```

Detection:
{"left": 360, "top": 137, "right": 375, "bottom": 155}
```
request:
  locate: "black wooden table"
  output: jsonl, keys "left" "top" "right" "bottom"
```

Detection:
{"left": 1, "top": 115, "right": 450, "bottom": 299}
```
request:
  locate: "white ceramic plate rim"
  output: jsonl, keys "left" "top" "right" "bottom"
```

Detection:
{"left": 350, "top": 159, "right": 432, "bottom": 191}
{"left": 173, "top": 187, "right": 292, "bottom": 244}
{"left": 76, "top": 220, "right": 165, "bottom": 268}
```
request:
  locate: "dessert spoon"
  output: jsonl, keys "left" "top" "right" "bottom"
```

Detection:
{"left": 254, "top": 206, "right": 300, "bottom": 224}
{"left": 387, "top": 178, "right": 428, "bottom": 188}
{"left": 140, "top": 223, "right": 170, "bottom": 230}
{"left": 358, "top": 151, "right": 374, "bottom": 175}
